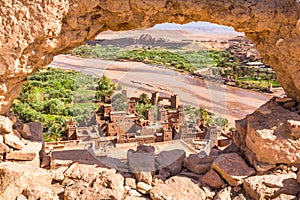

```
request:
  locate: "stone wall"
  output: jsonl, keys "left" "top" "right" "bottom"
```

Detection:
{"left": 1, "top": 0, "right": 300, "bottom": 114}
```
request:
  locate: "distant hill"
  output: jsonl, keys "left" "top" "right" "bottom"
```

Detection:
{"left": 92, "top": 22, "right": 244, "bottom": 50}
{"left": 151, "top": 22, "right": 243, "bottom": 36}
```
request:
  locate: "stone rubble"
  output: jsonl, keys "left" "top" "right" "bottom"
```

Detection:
{"left": 0, "top": 98, "right": 300, "bottom": 200}
{"left": 155, "top": 149, "right": 186, "bottom": 179}
{"left": 199, "top": 169, "right": 225, "bottom": 189}
{"left": 243, "top": 173, "right": 300, "bottom": 200}
{"left": 211, "top": 153, "right": 255, "bottom": 186}
{"left": 150, "top": 176, "right": 206, "bottom": 200}
{"left": 183, "top": 153, "right": 215, "bottom": 174}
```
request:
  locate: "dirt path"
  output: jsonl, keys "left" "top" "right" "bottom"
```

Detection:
{"left": 50, "top": 55, "right": 275, "bottom": 126}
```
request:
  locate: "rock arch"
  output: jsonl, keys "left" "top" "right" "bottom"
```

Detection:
{"left": 1, "top": 0, "right": 300, "bottom": 114}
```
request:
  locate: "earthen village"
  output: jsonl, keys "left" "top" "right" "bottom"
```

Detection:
{"left": 62, "top": 91, "right": 228, "bottom": 158}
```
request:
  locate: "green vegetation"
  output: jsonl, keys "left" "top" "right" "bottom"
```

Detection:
{"left": 184, "top": 105, "right": 228, "bottom": 130}
{"left": 11, "top": 68, "right": 116, "bottom": 142}
{"left": 95, "top": 75, "right": 116, "bottom": 102}
{"left": 111, "top": 93, "right": 127, "bottom": 111}
{"left": 70, "top": 45, "right": 219, "bottom": 72}
{"left": 135, "top": 93, "right": 154, "bottom": 118}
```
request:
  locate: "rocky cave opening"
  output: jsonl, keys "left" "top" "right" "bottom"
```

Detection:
{"left": 0, "top": 1, "right": 299, "bottom": 199}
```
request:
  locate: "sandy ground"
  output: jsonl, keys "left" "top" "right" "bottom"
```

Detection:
{"left": 50, "top": 55, "right": 275, "bottom": 126}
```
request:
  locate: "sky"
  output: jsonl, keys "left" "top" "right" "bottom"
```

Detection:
{"left": 151, "top": 22, "right": 242, "bottom": 35}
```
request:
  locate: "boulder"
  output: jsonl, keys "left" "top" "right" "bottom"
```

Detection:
{"left": 135, "top": 171, "right": 152, "bottom": 185}
{"left": 21, "top": 122, "right": 44, "bottom": 142}
{"left": 0, "top": 116, "right": 13, "bottom": 134}
{"left": 98, "top": 156, "right": 124, "bottom": 170}
{"left": 201, "top": 186, "right": 216, "bottom": 200}
{"left": 179, "top": 171, "right": 203, "bottom": 181}
{"left": 16, "top": 194, "right": 27, "bottom": 200}
{"left": 253, "top": 160, "right": 276, "bottom": 174}
{"left": 128, "top": 148, "right": 155, "bottom": 173}
{"left": 6, "top": 151, "right": 36, "bottom": 161}
{"left": 0, "top": 162, "right": 52, "bottom": 200}
{"left": 211, "top": 153, "right": 255, "bottom": 186}
{"left": 23, "top": 186, "right": 57, "bottom": 200}
{"left": 199, "top": 169, "right": 225, "bottom": 189}
{"left": 286, "top": 120, "right": 300, "bottom": 139}
{"left": 128, "top": 148, "right": 155, "bottom": 185}
{"left": 128, "top": 189, "right": 142, "bottom": 197}
{"left": 136, "top": 145, "right": 155, "bottom": 153}
{"left": 51, "top": 166, "right": 68, "bottom": 182}
{"left": 20, "top": 123, "right": 31, "bottom": 139}
{"left": 155, "top": 149, "right": 186, "bottom": 179}
{"left": 214, "top": 187, "right": 232, "bottom": 200}
{"left": 183, "top": 154, "right": 215, "bottom": 174}
{"left": 64, "top": 162, "right": 124, "bottom": 200}
{"left": 243, "top": 173, "right": 300, "bottom": 200}
{"left": 234, "top": 100, "right": 300, "bottom": 165}
{"left": 0, "top": 141, "right": 9, "bottom": 154}
{"left": 137, "top": 182, "right": 152, "bottom": 194}
{"left": 150, "top": 176, "right": 206, "bottom": 200}
{"left": 50, "top": 149, "right": 104, "bottom": 169}
{"left": 3, "top": 131, "right": 25, "bottom": 150}
{"left": 6, "top": 141, "right": 43, "bottom": 167}
{"left": 125, "top": 177, "right": 136, "bottom": 189}
{"left": 275, "top": 97, "right": 293, "bottom": 103}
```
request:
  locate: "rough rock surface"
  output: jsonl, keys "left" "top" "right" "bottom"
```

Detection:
{"left": 155, "top": 149, "right": 186, "bottom": 179}
{"left": 183, "top": 154, "right": 215, "bottom": 174}
{"left": 0, "top": 162, "right": 52, "bottom": 200}
{"left": 63, "top": 162, "right": 124, "bottom": 200}
{"left": 1, "top": 1, "right": 300, "bottom": 114}
{"left": 243, "top": 173, "right": 300, "bottom": 200}
{"left": 211, "top": 153, "right": 255, "bottom": 186}
{"left": 150, "top": 176, "right": 206, "bottom": 200}
{"left": 23, "top": 186, "right": 57, "bottom": 200}
{"left": 235, "top": 100, "right": 300, "bottom": 165}
{"left": 199, "top": 169, "right": 225, "bottom": 189}
{"left": 0, "top": 141, "right": 10, "bottom": 154}
{"left": 0, "top": 116, "right": 13, "bottom": 133}
{"left": 6, "top": 141, "right": 42, "bottom": 167}
{"left": 3, "top": 132, "right": 24, "bottom": 150}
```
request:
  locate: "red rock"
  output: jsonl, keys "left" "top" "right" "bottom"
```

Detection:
{"left": 275, "top": 97, "right": 293, "bottom": 103}
{"left": 183, "top": 154, "right": 215, "bottom": 174}
{"left": 125, "top": 177, "right": 136, "bottom": 189}
{"left": 23, "top": 186, "right": 56, "bottom": 200}
{"left": 64, "top": 162, "right": 124, "bottom": 200}
{"left": 243, "top": 173, "right": 300, "bottom": 200}
{"left": 150, "top": 176, "right": 206, "bottom": 200}
{"left": 156, "top": 149, "right": 186, "bottom": 179}
{"left": 3, "top": 132, "right": 25, "bottom": 150}
{"left": 0, "top": 116, "right": 13, "bottom": 134}
{"left": 0, "top": 162, "right": 52, "bottom": 200}
{"left": 211, "top": 153, "right": 255, "bottom": 186}
{"left": 235, "top": 100, "right": 300, "bottom": 165}
{"left": 136, "top": 144, "right": 155, "bottom": 153}
{"left": 6, "top": 151, "right": 36, "bottom": 161}
{"left": 199, "top": 169, "right": 225, "bottom": 189}
{"left": 214, "top": 187, "right": 232, "bottom": 200}
{"left": 137, "top": 182, "right": 152, "bottom": 194}
{"left": 0, "top": 141, "right": 9, "bottom": 154}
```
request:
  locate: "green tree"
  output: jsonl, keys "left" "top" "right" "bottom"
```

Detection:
{"left": 95, "top": 75, "right": 116, "bottom": 102}
{"left": 138, "top": 93, "right": 151, "bottom": 104}
{"left": 112, "top": 93, "right": 127, "bottom": 111}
